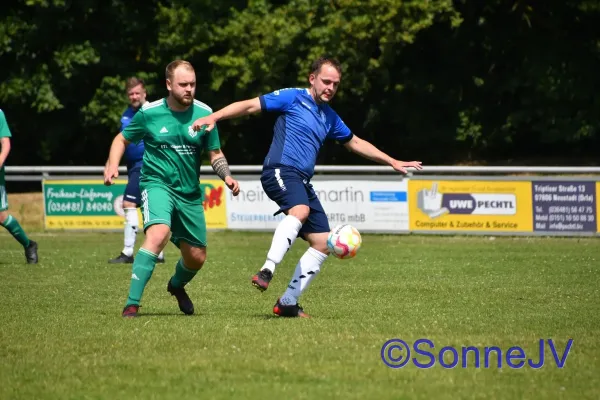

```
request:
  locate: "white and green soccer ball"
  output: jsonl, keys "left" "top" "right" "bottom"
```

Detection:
{"left": 327, "top": 224, "right": 362, "bottom": 259}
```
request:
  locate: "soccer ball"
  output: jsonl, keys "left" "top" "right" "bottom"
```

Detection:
{"left": 327, "top": 224, "right": 362, "bottom": 259}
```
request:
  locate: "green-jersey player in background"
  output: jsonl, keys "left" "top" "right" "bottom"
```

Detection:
{"left": 0, "top": 109, "right": 38, "bottom": 264}
{"left": 104, "top": 60, "right": 240, "bottom": 318}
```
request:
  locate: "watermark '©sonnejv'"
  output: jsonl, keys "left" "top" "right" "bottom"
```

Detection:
{"left": 381, "top": 338, "right": 573, "bottom": 369}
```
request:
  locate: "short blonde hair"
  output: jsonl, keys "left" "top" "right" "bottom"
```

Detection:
{"left": 165, "top": 60, "right": 195, "bottom": 81}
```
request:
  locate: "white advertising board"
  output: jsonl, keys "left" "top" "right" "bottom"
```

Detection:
{"left": 226, "top": 178, "right": 409, "bottom": 232}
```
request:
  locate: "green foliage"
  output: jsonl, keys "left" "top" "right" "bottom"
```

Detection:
{"left": 208, "top": 0, "right": 313, "bottom": 92}
{"left": 54, "top": 41, "right": 100, "bottom": 79}
{"left": 83, "top": 72, "right": 159, "bottom": 129}
{"left": 0, "top": 65, "right": 63, "bottom": 112}
{"left": 0, "top": 0, "right": 598, "bottom": 165}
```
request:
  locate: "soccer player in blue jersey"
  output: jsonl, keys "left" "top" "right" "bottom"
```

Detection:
{"left": 192, "top": 56, "right": 423, "bottom": 317}
{"left": 109, "top": 77, "right": 165, "bottom": 264}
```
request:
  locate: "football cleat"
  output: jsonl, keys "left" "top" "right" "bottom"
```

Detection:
{"left": 109, "top": 253, "right": 134, "bottom": 264}
{"left": 273, "top": 298, "right": 310, "bottom": 318}
{"left": 251, "top": 269, "right": 273, "bottom": 292}
{"left": 25, "top": 240, "right": 38, "bottom": 264}
{"left": 167, "top": 279, "right": 194, "bottom": 315}
{"left": 122, "top": 304, "right": 139, "bottom": 318}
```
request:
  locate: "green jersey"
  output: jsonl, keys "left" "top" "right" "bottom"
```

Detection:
{"left": 122, "top": 98, "right": 220, "bottom": 196}
{"left": 0, "top": 109, "right": 13, "bottom": 184}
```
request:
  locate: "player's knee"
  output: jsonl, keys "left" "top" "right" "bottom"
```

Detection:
{"left": 186, "top": 255, "right": 205, "bottom": 270}
{"left": 0, "top": 211, "right": 8, "bottom": 225}
{"left": 287, "top": 205, "right": 310, "bottom": 223}
{"left": 144, "top": 224, "right": 171, "bottom": 251}
{"left": 312, "top": 242, "right": 329, "bottom": 254}
{"left": 307, "top": 232, "right": 329, "bottom": 254}
{"left": 122, "top": 200, "right": 137, "bottom": 209}
{"left": 182, "top": 246, "right": 206, "bottom": 270}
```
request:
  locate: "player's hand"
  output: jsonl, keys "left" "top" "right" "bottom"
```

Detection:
{"left": 224, "top": 176, "right": 240, "bottom": 196}
{"left": 104, "top": 163, "right": 119, "bottom": 186}
{"left": 192, "top": 115, "right": 218, "bottom": 132}
{"left": 391, "top": 160, "right": 423, "bottom": 174}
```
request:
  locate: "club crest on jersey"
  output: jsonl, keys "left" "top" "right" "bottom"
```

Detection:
{"left": 188, "top": 126, "right": 197, "bottom": 138}
{"left": 319, "top": 110, "right": 326, "bottom": 123}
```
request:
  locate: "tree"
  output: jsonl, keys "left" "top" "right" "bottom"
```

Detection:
{"left": 0, "top": 0, "right": 598, "bottom": 167}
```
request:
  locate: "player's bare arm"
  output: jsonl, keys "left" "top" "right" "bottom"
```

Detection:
{"left": 209, "top": 149, "right": 240, "bottom": 196}
{"left": 343, "top": 135, "right": 423, "bottom": 174}
{"left": 0, "top": 137, "right": 11, "bottom": 169}
{"left": 192, "top": 97, "right": 262, "bottom": 132}
{"left": 104, "top": 133, "right": 130, "bottom": 186}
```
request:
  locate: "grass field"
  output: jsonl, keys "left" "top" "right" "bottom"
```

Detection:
{"left": 1, "top": 228, "right": 599, "bottom": 399}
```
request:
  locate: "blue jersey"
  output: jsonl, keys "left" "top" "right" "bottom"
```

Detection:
{"left": 259, "top": 88, "right": 353, "bottom": 179}
{"left": 120, "top": 106, "right": 145, "bottom": 170}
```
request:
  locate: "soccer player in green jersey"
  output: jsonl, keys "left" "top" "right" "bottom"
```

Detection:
{"left": 104, "top": 60, "right": 240, "bottom": 318}
{"left": 0, "top": 109, "right": 38, "bottom": 264}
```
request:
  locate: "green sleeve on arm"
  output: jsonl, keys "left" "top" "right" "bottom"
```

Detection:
{"left": 121, "top": 110, "right": 147, "bottom": 143}
{"left": 205, "top": 124, "right": 221, "bottom": 151}
{"left": 0, "top": 110, "right": 13, "bottom": 138}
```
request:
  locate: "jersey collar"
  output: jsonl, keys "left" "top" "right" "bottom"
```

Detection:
{"left": 303, "top": 88, "right": 325, "bottom": 111}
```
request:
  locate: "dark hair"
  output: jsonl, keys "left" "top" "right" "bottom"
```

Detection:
{"left": 125, "top": 77, "right": 145, "bottom": 92}
{"left": 309, "top": 56, "right": 342, "bottom": 76}
{"left": 165, "top": 60, "right": 195, "bottom": 81}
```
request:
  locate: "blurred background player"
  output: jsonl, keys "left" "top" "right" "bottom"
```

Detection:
{"left": 0, "top": 108, "right": 38, "bottom": 264}
{"left": 192, "top": 56, "right": 422, "bottom": 318}
{"left": 109, "top": 77, "right": 165, "bottom": 264}
{"left": 104, "top": 60, "right": 240, "bottom": 318}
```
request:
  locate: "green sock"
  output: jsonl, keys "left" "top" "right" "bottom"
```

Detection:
{"left": 126, "top": 248, "right": 158, "bottom": 307}
{"left": 170, "top": 258, "right": 198, "bottom": 288}
{"left": 1, "top": 215, "right": 31, "bottom": 248}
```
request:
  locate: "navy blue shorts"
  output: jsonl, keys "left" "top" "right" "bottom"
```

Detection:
{"left": 124, "top": 168, "right": 142, "bottom": 206}
{"left": 261, "top": 167, "right": 330, "bottom": 238}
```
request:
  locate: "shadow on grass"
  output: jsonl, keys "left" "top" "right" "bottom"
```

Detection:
{"left": 253, "top": 314, "right": 281, "bottom": 320}
{"left": 136, "top": 312, "right": 198, "bottom": 317}
{"left": 250, "top": 313, "right": 321, "bottom": 320}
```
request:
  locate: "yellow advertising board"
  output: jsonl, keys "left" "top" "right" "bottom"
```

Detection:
{"left": 43, "top": 179, "right": 227, "bottom": 230}
{"left": 201, "top": 179, "right": 228, "bottom": 229}
{"left": 409, "top": 180, "right": 533, "bottom": 232}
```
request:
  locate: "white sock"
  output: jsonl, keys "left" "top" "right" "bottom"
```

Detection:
{"left": 261, "top": 215, "right": 303, "bottom": 273}
{"left": 279, "top": 247, "right": 328, "bottom": 305}
{"left": 122, "top": 208, "right": 139, "bottom": 257}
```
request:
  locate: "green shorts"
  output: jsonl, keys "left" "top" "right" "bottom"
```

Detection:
{"left": 0, "top": 185, "right": 8, "bottom": 212}
{"left": 140, "top": 185, "right": 207, "bottom": 248}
